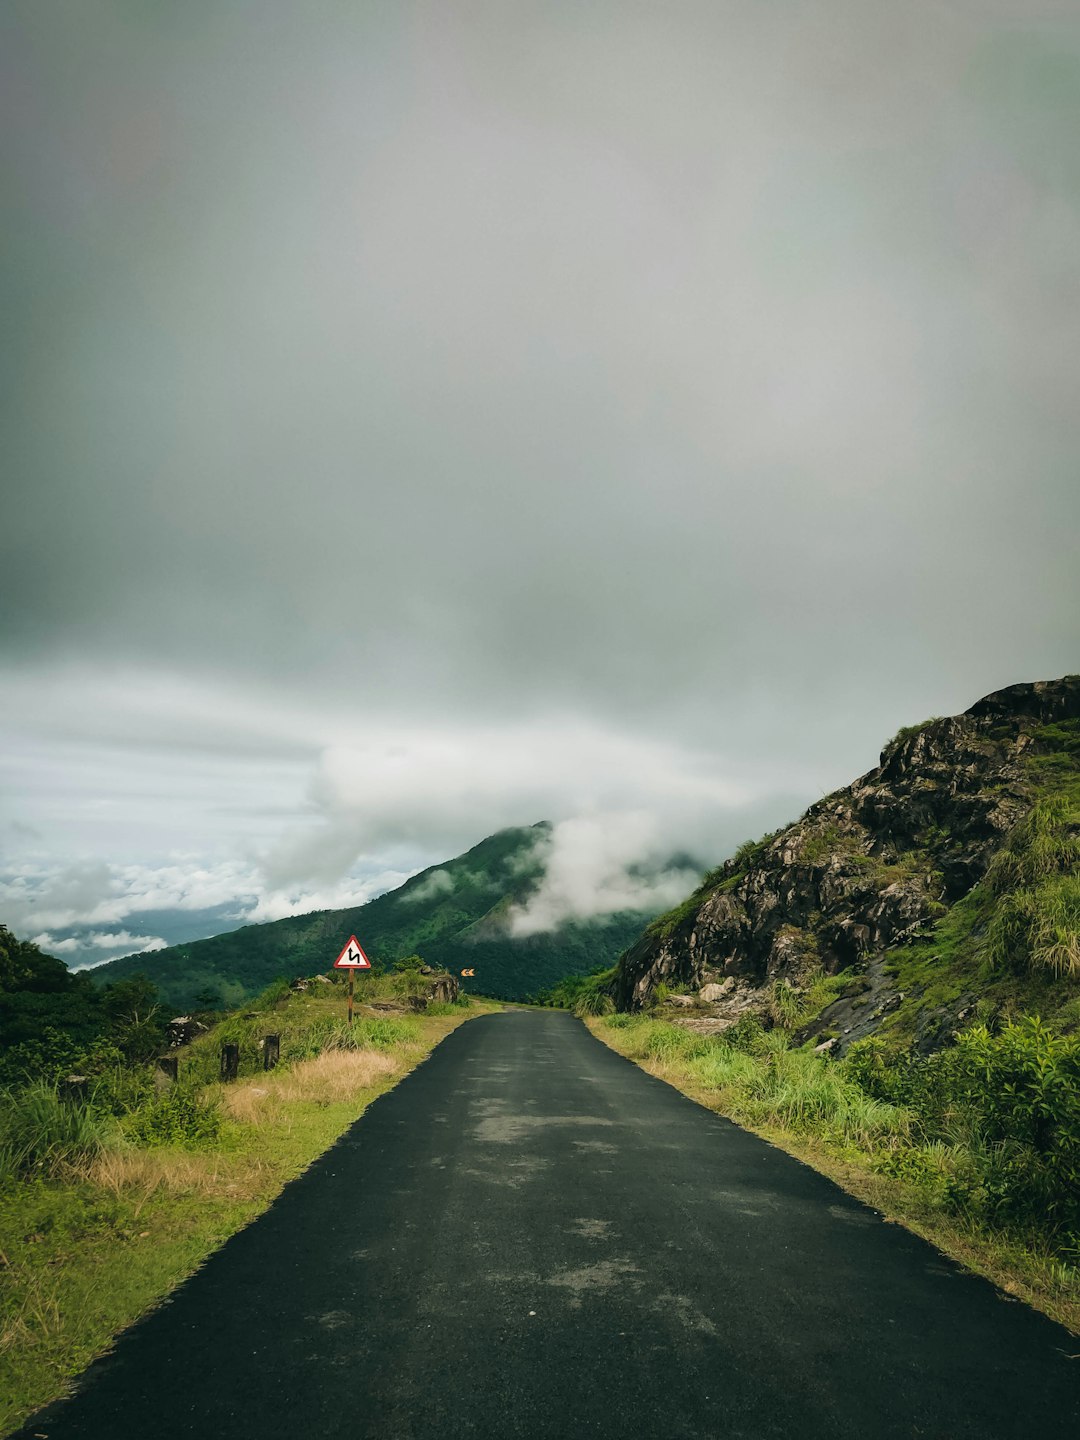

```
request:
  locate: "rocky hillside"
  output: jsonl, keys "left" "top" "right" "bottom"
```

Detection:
{"left": 615, "top": 677, "right": 1080, "bottom": 1053}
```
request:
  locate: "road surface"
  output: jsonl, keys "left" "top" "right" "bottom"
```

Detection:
{"left": 15, "top": 1011, "right": 1080, "bottom": 1438}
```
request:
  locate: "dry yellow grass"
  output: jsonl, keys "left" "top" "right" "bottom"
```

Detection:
{"left": 82, "top": 1050, "right": 400, "bottom": 1208}
{"left": 84, "top": 1148, "right": 270, "bottom": 1211}
{"left": 225, "top": 1047, "right": 398, "bottom": 1119}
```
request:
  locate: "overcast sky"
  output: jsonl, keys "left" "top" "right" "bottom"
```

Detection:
{"left": 3, "top": 2, "right": 1079, "bottom": 963}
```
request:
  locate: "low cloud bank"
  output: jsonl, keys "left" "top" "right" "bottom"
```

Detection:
{"left": 1, "top": 712, "right": 807, "bottom": 961}
{"left": 404, "top": 868, "right": 455, "bottom": 903}
{"left": 507, "top": 814, "right": 700, "bottom": 937}
{"left": 31, "top": 929, "right": 168, "bottom": 960}
{"left": 0, "top": 855, "right": 419, "bottom": 962}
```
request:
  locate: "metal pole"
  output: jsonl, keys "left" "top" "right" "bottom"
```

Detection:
{"left": 348, "top": 968, "right": 355, "bottom": 1028}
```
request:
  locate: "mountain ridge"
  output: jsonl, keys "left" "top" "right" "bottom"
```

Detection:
{"left": 88, "top": 822, "right": 665, "bottom": 1008}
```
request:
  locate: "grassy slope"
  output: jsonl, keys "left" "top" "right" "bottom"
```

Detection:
{"left": 0, "top": 986, "right": 498, "bottom": 1436}
{"left": 89, "top": 824, "right": 658, "bottom": 1008}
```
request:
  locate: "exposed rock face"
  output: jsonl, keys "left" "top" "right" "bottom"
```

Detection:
{"left": 165, "top": 1016, "right": 209, "bottom": 1048}
{"left": 406, "top": 972, "right": 461, "bottom": 1009}
{"left": 614, "top": 676, "right": 1080, "bottom": 1014}
{"left": 428, "top": 973, "right": 460, "bottom": 1005}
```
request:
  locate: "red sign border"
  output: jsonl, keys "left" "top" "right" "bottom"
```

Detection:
{"left": 333, "top": 935, "right": 372, "bottom": 969}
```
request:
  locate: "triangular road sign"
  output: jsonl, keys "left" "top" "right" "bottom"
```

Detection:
{"left": 333, "top": 935, "right": 372, "bottom": 969}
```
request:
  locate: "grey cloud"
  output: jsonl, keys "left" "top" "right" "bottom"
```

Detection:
{"left": 1, "top": 2, "right": 1078, "bottom": 935}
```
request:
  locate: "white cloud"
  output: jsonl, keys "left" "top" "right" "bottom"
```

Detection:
{"left": 32, "top": 930, "right": 168, "bottom": 961}
{"left": 507, "top": 814, "right": 699, "bottom": 936}
{"left": 0, "top": 857, "right": 258, "bottom": 933}
{"left": 404, "top": 869, "right": 455, "bottom": 903}
{"left": 263, "top": 716, "right": 761, "bottom": 884}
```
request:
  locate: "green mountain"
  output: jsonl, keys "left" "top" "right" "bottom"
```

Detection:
{"left": 615, "top": 676, "right": 1080, "bottom": 1054}
{"left": 89, "top": 823, "right": 667, "bottom": 1009}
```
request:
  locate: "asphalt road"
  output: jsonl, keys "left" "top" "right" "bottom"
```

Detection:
{"left": 16, "top": 1011, "right": 1080, "bottom": 1439}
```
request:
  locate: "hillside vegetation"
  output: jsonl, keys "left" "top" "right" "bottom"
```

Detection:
{"left": 89, "top": 824, "right": 661, "bottom": 1009}
{"left": 0, "top": 971, "right": 490, "bottom": 1435}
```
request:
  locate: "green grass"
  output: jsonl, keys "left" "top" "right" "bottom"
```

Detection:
{"left": 0, "top": 985, "right": 497, "bottom": 1435}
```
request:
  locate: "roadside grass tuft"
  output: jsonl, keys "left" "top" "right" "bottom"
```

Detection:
{"left": 0, "top": 1085, "right": 111, "bottom": 1183}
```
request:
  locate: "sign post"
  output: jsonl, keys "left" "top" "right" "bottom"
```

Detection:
{"left": 333, "top": 935, "right": 372, "bottom": 1027}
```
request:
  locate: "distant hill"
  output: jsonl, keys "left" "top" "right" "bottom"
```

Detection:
{"left": 89, "top": 823, "right": 673, "bottom": 1009}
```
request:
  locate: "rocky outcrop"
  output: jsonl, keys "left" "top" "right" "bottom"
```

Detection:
{"left": 614, "top": 676, "right": 1080, "bottom": 1016}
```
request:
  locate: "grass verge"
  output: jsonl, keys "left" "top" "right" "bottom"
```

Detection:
{"left": 0, "top": 990, "right": 496, "bottom": 1435}
{"left": 586, "top": 1013, "right": 1080, "bottom": 1336}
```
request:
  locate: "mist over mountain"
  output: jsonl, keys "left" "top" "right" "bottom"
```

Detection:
{"left": 89, "top": 824, "right": 693, "bottom": 1008}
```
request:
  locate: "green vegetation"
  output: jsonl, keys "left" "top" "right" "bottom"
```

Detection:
{"left": 866, "top": 778, "right": 1080, "bottom": 1053}
{"left": 594, "top": 695, "right": 1080, "bottom": 1329}
{"left": 86, "top": 825, "right": 657, "bottom": 1007}
{"left": 591, "top": 1010, "right": 1080, "bottom": 1331}
{"left": 984, "top": 797, "right": 1080, "bottom": 980}
{"left": 885, "top": 716, "right": 945, "bottom": 750}
{"left": 0, "top": 926, "right": 167, "bottom": 1089}
{"left": 0, "top": 976, "right": 493, "bottom": 1435}
{"left": 530, "top": 965, "right": 617, "bottom": 1016}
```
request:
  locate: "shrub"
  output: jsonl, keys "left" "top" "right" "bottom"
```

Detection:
{"left": 251, "top": 978, "right": 291, "bottom": 1010}
{"left": 849, "top": 1020, "right": 1080, "bottom": 1240}
{"left": 125, "top": 1085, "right": 222, "bottom": 1148}
{"left": 0, "top": 1083, "right": 110, "bottom": 1180}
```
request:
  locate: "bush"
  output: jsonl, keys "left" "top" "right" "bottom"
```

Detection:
{"left": 0, "top": 1083, "right": 110, "bottom": 1180}
{"left": 125, "top": 1085, "right": 222, "bottom": 1148}
{"left": 251, "top": 978, "right": 291, "bottom": 1010}
{"left": 986, "top": 797, "right": 1079, "bottom": 895}
{"left": 984, "top": 798, "right": 1080, "bottom": 980}
{"left": 847, "top": 1020, "right": 1080, "bottom": 1241}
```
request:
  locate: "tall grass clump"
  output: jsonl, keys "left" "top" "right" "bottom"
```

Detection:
{"left": 986, "top": 797, "right": 1079, "bottom": 894}
{"left": 741, "top": 1047, "right": 906, "bottom": 1146}
{"left": 598, "top": 1016, "right": 906, "bottom": 1150}
{"left": 984, "top": 797, "right": 1080, "bottom": 979}
{"left": 573, "top": 990, "right": 615, "bottom": 1017}
{"left": 0, "top": 1083, "right": 110, "bottom": 1181}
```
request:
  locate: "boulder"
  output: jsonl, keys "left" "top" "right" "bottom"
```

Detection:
{"left": 429, "top": 974, "right": 459, "bottom": 1004}
{"left": 699, "top": 980, "right": 733, "bottom": 1003}
{"left": 165, "top": 1016, "right": 209, "bottom": 1048}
